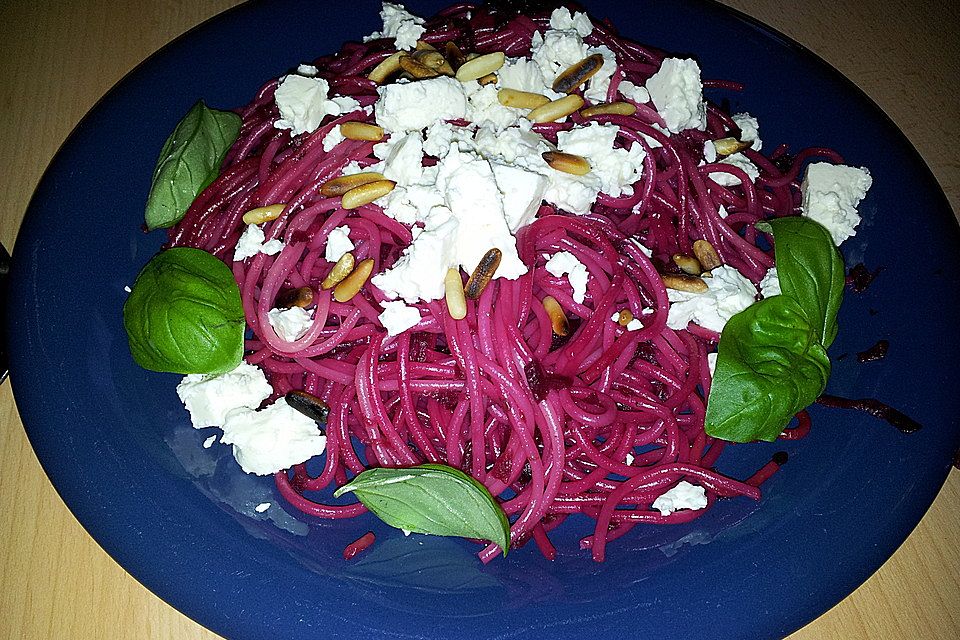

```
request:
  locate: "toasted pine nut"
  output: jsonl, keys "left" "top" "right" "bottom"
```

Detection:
{"left": 478, "top": 73, "right": 498, "bottom": 86}
{"left": 542, "top": 151, "right": 591, "bottom": 176}
{"left": 415, "top": 40, "right": 436, "bottom": 51}
{"left": 341, "top": 180, "right": 397, "bottom": 209}
{"left": 552, "top": 53, "right": 606, "bottom": 94}
{"left": 497, "top": 88, "right": 550, "bottom": 110}
{"left": 413, "top": 50, "right": 454, "bottom": 76}
{"left": 367, "top": 51, "right": 404, "bottom": 84}
{"left": 713, "top": 137, "right": 752, "bottom": 156}
{"left": 616, "top": 309, "right": 634, "bottom": 327}
{"left": 527, "top": 94, "right": 585, "bottom": 123}
{"left": 672, "top": 254, "right": 703, "bottom": 276}
{"left": 662, "top": 273, "right": 709, "bottom": 293}
{"left": 241, "top": 203, "right": 285, "bottom": 225}
{"left": 320, "top": 172, "right": 387, "bottom": 197}
{"left": 275, "top": 286, "right": 314, "bottom": 309}
{"left": 444, "top": 268, "right": 467, "bottom": 320}
{"left": 333, "top": 258, "right": 374, "bottom": 302}
{"left": 542, "top": 296, "right": 569, "bottom": 336}
{"left": 464, "top": 248, "right": 502, "bottom": 299}
{"left": 340, "top": 122, "right": 384, "bottom": 142}
{"left": 284, "top": 390, "right": 330, "bottom": 425}
{"left": 580, "top": 101, "right": 637, "bottom": 118}
{"left": 455, "top": 51, "right": 506, "bottom": 82}
{"left": 692, "top": 239, "right": 723, "bottom": 271}
{"left": 399, "top": 54, "right": 440, "bottom": 79}
{"left": 444, "top": 42, "right": 466, "bottom": 69}
{"left": 321, "top": 252, "right": 355, "bottom": 290}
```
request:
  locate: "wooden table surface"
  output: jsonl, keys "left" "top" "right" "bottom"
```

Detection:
{"left": 1, "top": 1, "right": 957, "bottom": 638}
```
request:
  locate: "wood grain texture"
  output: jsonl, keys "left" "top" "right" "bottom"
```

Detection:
{"left": 0, "top": 1, "right": 957, "bottom": 639}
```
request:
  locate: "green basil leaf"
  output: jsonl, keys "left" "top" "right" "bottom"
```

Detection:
{"left": 144, "top": 101, "right": 241, "bottom": 230}
{"left": 705, "top": 296, "right": 831, "bottom": 442}
{"left": 334, "top": 463, "right": 510, "bottom": 555}
{"left": 759, "top": 217, "right": 845, "bottom": 347}
{"left": 123, "top": 247, "right": 244, "bottom": 374}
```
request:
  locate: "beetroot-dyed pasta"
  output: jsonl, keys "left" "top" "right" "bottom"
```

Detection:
{"left": 169, "top": 3, "right": 816, "bottom": 562}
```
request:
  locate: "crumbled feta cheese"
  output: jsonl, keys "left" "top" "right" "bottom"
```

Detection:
{"left": 582, "top": 45, "right": 617, "bottom": 103}
{"left": 667, "top": 265, "right": 757, "bottom": 332}
{"left": 556, "top": 122, "right": 646, "bottom": 197}
{"left": 498, "top": 57, "right": 554, "bottom": 95}
{"left": 436, "top": 147, "right": 527, "bottom": 279}
{"left": 372, "top": 211, "right": 459, "bottom": 302}
{"left": 707, "top": 352, "right": 718, "bottom": 377}
{"left": 491, "top": 162, "right": 549, "bottom": 232}
{"left": 234, "top": 224, "right": 284, "bottom": 261}
{"left": 545, "top": 251, "right": 589, "bottom": 304}
{"left": 801, "top": 162, "right": 872, "bottom": 245}
{"left": 652, "top": 480, "right": 708, "bottom": 516}
{"left": 274, "top": 75, "right": 359, "bottom": 136}
{"left": 268, "top": 306, "right": 313, "bottom": 341}
{"left": 732, "top": 112, "right": 762, "bottom": 151}
{"left": 322, "top": 124, "right": 345, "bottom": 152}
{"left": 423, "top": 121, "right": 455, "bottom": 157}
{"left": 377, "top": 183, "right": 446, "bottom": 225}
{"left": 627, "top": 236, "right": 654, "bottom": 257}
{"left": 325, "top": 225, "right": 354, "bottom": 262}
{"left": 202, "top": 434, "right": 218, "bottom": 449}
{"left": 618, "top": 80, "right": 650, "bottom": 104}
{"left": 220, "top": 400, "right": 327, "bottom": 476}
{"left": 296, "top": 64, "right": 318, "bottom": 77}
{"left": 709, "top": 152, "right": 760, "bottom": 186}
{"left": 374, "top": 131, "right": 426, "bottom": 186}
{"left": 548, "top": 7, "right": 593, "bottom": 37}
{"left": 703, "top": 140, "right": 718, "bottom": 163}
{"left": 123, "top": 285, "right": 132, "bottom": 293}
{"left": 375, "top": 77, "right": 468, "bottom": 132}
{"left": 255, "top": 502, "right": 271, "bottom": 513}
{"left": 645, "top": 58, "right": 706, "bottom": 133}
{"left": 378, "top": 300, "right": 422, "bottom": 335}
{"left": 717, "top": 205, "right": 730, "bottom": 219}
{"left": 473, "top": 120, "right": 549, "bottom": 164}
{"left": 465, "top": 81, "right": 521, "bottom": 130}
{"left": 626, "top": 318, "right": 642, "bottom": 331}
{"left": 176, "top": 361, "right": 273, "bottom": 429}
{"left": 625, "top": 452, "right": 635, "bottom": 465}
{"left": 529, "top": 29, "right": 615, "bottom": 104}
{"left": 363, "top": 2, "right": 425, "bottom": 50}
{"left": 759, "top": 267, "right": 781, "bottom": 298}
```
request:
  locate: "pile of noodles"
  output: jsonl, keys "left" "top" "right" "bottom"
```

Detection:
{"left": 169, "top": 3, "right": 834, "bottom": 561}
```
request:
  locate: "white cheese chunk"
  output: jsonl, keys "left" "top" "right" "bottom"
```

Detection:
{"left": 324, "top": 225, "right": 354, "bottom": 263}
{"left": 202, "top": 434, "right": 218, "bottom": 449}
{"left": 274, "top": 75, "right": 359, "bottom": 136}
{"left": 378, "top": 300, "right": 422, "bottom": 336}
{"left": 465, "top": 81, "right": 521, "bottom": 130}
{"left": 322, "top": 124, "right": 345, "bottom": 152}
{"left": 709, "top": 152, "right": 760, "bottom": 186}
{"left": 652, "top": 480, "right": 708, "bottom": 516}
{"left": 618, "top": 79, "right": 650, "bottom": 104}
{"left": 801, "top": 162, "right": 872, "bottom": 245}
{"left": 296, "top": 64, "right": 318, "bottom": 77}
{"left": 667, "top": 264, "right": 757, "bottom": 333}
{"left": 732, "top": 112, "right": 762, "bottom": 151}
{"left": 374, "top": 131, "right": 426, "bottom": 186}
{"left": 372, "top": 212, "right": 459, "bottom": 303}
{"left": 363, "top": 2, "right": 426, "bottom": 51}
{"left": 255, "top": 502, "right": 271, "bottom": 513}
{"left": 645, "top": 58, "right": 707, "bottom": 133}
{"left": 545, "top": 251, "right": 589, "bottom": 304}
{"left": 234, "top": 224, "right": 284, "bottom": 261}
{"left": 556, "top": 122, "right": 646, "bottom": 197}
{"left": 176, "top": 362, "right": 273, "bottom": 429}
{"left": 221, "top": 400, "right": 327, "bottom": 476}
{"left": 548, "top": 7, "right": 593, "bottom": 36}
{"left": 707, "top": 352, "right": 718, "bottom": 377}
{"left": 491, "top": 162, "right": 549, "bottom": 232}
{"left": 375, "top": 77, "right": 468, "bottom": 132}
{"left": 268, "top": 306, "right": 313, "bottom": 342}
{"left": 759, "top": 267, "right": 781, "bottom": 298}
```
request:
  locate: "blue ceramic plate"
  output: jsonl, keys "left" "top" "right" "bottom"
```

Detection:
{"left": 7, "top": 1, "right": 959, "bottom": 639}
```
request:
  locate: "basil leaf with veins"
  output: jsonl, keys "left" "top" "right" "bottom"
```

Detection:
{"left": 123, "top": 247, "right": 244, "bottom": 374}
{"left": 144, "top": 101, "right": 241, "bottom": 230}
{"left": 335, "top": 464, "right": 510, "bottom": 555}
{"left": 706, "top": 217, "right": 843, "bottom": 442}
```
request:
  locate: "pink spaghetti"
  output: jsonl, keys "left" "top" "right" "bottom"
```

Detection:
{"left": 168, "top": 3, "right": 833, "bottom": 562}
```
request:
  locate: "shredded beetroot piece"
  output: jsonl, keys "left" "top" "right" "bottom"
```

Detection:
{"left": 343, "top": 532, "right": 376, "bottom": 560}
{"left": 846, "top": 263, "right": 882, "bottom": 293}
{"left": 817, "top": 395, "right": 922, "bottom": 434}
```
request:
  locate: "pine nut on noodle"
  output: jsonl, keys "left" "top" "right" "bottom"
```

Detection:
{"left": 333, "top": 258, "right": 375, "bottom": 302}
